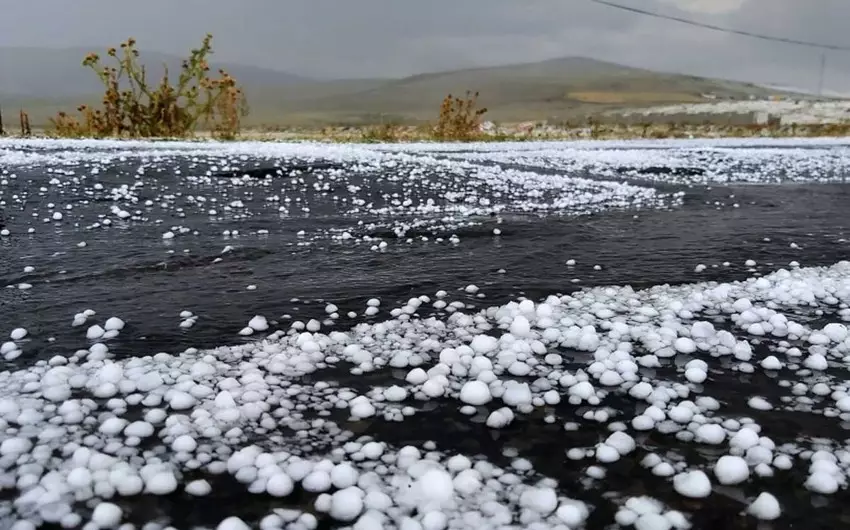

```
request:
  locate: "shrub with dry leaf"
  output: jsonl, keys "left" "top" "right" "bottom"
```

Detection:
{"left": 432, "top": 91, "right": 488, "bottom": 141}
{"left": 50, "top": 34, "right": 248, "bottom": 139}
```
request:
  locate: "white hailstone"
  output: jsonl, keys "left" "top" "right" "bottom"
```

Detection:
{"left": 349, "top": 396, "right": 376, "bottom": 418}
{"left": 747, "top": 492, "right": 781, "bottom": 520}
{"left": 805, "top": 472, "right": 839, "bottom": 494}
{"left": 104, "top": 317, "right": 125, "bottom": 331}
{"left": 248, "top": 315, "right": 269, "bottom": 332}
{"left": 330, "top": 463, "right": 359, "bottom": 489}
{"left": 685, "top": 367, "right": 707, "bottom": 384}
{"left": 172, "top": 435, "right": 197, "bottom": 453}
{"left": 329, "top": 487, "right": 364, "bottom": 522}
{"left": 519, "top": 487, "right": 558, "bottom": 515}
{"left": 217, "top": 517, "right": 251, "bottom": 530}
{"left": 67, "top": 468, "right": 93, "bottom": 489}
{"left": 772, "top": 455, "right": 793, "bottom": 470}
{"left": 123, "top": 421, "right": 155, "bottom": 438}
{"left": 823, "top": 323, "right": 848, "bottom": 342}
{"left": 186, "top": 480, "right": 212, "bottom": 496}
{"left": 673, "top": 471, "right": 711, "bottom": 498}
{"left": 510, "top": 316, "right": 531, "bottom": 337}
{"left": 91, "top": 503, "right": 122, "bottom": 528}
{"left": 486, "top": 408, "right": 515, "bottom": 428}
{"left": 383, "top": 385, "right": 408, "bottom": 402}
{"left": 730, "top": 427, "right": 760, "bottom": 450}
{"left": 145, "top": 471, "right": 178, "bottom": 495}
{"left": 748, "top": 397, "right": 772, "bottom": 410}
{"left": 86, "top": 325, "right": 105, "bottom": 340}
{"left": 836, "top": 397, "right": 850, "bottom": 412}
{"left": 605, "top": 431, "right": 636, "bottom": 455}
{"left": 596, "top": 444, "right": 620, "bottom": 463}
{"left": 695, "top": 424, "right": 726, "bottom": 445}
{"left": 99, "top": 417, "right": 128, "bottom": 436}
{"left": 459, "top": 381, "right": 492, "bottom": 405}
{"left": 555, "top": 501, "right": 588, "bottom": 527}
{"left": 303, "top": 471, "right": 332, "bottom": 492}
{"left": 414, "top": 469, "right": 455, "bottom": 509}
{"left": 674, "top": 337, "right": 696, "bottom": 354}
{"left": 803, "top": 354, "right": 828, "bottom": 370}
{"left": 635, "top": 514, "right": 671, "bottom": 530}
{"left": 760, "top": 356, "right": 783, "bottom": 370}
{"left": 714, "top": 455, "right": 749, "bottom": 485}
{"left": 266, "top": 473, "right": 295, "bottom": 497}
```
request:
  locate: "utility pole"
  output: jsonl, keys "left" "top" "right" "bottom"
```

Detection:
{"left": 817, "top": 52, "right": 827, "bottom": 97}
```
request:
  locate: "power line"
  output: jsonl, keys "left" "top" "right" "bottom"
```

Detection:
{"left": 588, "top": 0, "right": 850, "bottom": 51}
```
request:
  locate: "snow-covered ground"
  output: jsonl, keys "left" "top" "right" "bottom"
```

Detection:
{"left": 1, "top": 138, "right": 850, "bottom": 529}
{"left": 618, "top": 100, "right": 850, "bottom": 124}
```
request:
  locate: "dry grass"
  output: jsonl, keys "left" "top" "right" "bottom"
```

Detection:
{"left": 49, "top": 35, "right": 248, "bottom": 139}
{"left": 568, "top": 91, "right": 704, "bottom": 104}
{"left": 19, "top": 110, "right": 31, "bottom": 137}
{"left": 205, "top": 120, "right": 848, "bottom": 144}
{"left": 12, "top": 119, "right": 850, "bottom": 144}
{"left": 11, "top": 120, "right": 850, "bottom": 144}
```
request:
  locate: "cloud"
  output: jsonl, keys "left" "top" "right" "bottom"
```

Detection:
{"left": 1, "top": 0, "right": 848, "bottom": 91}
{"left": 658, "top": 0, "right": 749, "bottom": 15}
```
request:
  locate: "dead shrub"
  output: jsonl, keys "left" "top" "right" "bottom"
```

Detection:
{"left": 432, "top": 91, "right": 487, "bottom": 141}
{"left": 49, "top": 34, "right": 248, "bottom": 139}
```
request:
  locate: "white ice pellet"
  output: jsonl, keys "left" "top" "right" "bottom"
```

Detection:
{"left": 172, "top": 435, "right": 198, "bottom": 453}
{"left": 672, "top": 470, "right": 711, "bottom": 498}
{"left": 104, "top": 317, "right": 125, "bottom": 331}
{"left": 519, "top": 487, "right": 558, "bottom": 514}
{"left": 805, "top": 471, "right": 839, "bottom": 494}
{"left": 91, "top": 503, "right": 123, "bottom": 528}
{"left": 217, "top": 517, "right": 251, "bottom": 530}
{"left": 459, "top": 380, "right": 491, "bottom": 405}
{"left": 144, "top": 471, "right": 178, "bottom": 495}
{"left": 248, "top": 315, "right": 269, "bottom": 331}
{"left": 760, "top": 356, "right": 783, "bottom": 370}
{"left": 86, "top": 325, "right": 105, "bottom": 340}
{"left": 267, "top": 473, "right": 295, "bottom": 497}
{"left": 186, "top": 479, "right": 212, "bottom": 496}
{"left": 747, "top": 492, "right": 781, "bottom": 520}
{"left": 714, "top": 455, "right": 749, "bottom": 485}
{"left": 329, "top": 486, "right": 364, "bottom": 522}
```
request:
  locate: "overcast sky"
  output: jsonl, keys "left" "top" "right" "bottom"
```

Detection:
{"left": 2, "top": 0, "right": 849, "bottom": 92}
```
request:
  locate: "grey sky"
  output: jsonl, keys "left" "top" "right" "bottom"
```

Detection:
{"left": 2, "top": 0, "right": 849, "bottom": 92}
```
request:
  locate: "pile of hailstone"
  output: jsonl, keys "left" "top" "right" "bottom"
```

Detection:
{"left": 2, "top": 261, "right": 850, "bottom": 529}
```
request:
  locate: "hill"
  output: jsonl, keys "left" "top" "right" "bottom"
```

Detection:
{"left": 240, "top": 57, "right": 802, "bottom": 126}
{"left": 0, "top": 49, "right": 802, "bottom": 129}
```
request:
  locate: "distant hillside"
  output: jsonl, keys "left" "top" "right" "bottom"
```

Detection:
{"left": 0, "top": 50, "right": 802, "bottom": 128}
{"left": 0, "top": 47, "right": 309, "bottom": 98}
{"left": 244, "top": 57, "right": 802, "bottom": 126}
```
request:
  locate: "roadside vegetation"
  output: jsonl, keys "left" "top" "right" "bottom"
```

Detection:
{"left": 263, "top": 120, "right": 850, "bottom": 143}
{"left": 46, "top": 35, "right": 248, "bottom": 140}
{"left": 358, "top": 91, "right": 489, "bottom": 143}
